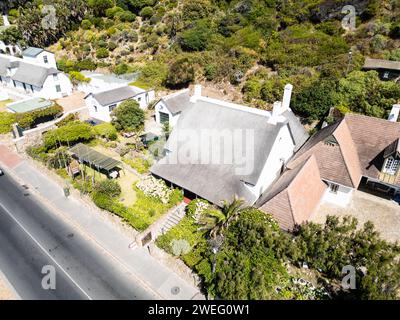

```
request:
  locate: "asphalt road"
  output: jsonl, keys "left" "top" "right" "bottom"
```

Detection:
{"left": 0, "top": 172, "right": 156, "bottom": 300}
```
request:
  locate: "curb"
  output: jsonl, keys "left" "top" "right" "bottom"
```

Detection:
{"left": 0, "top": 157, "right": 163, "bottom": 300}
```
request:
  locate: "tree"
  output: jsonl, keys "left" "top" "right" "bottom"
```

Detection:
{"left": 69, "top": 71, "right": 91, "bottom": 85}
{"left": 198, "top": 196, "right": 245, "bottom": 239}
{"left": 208, "top": 208, "right": 288, "bottom": 299}
{"left": 291, "top": 80, "right": 336, "bottom": 120}
{"left": 88, "top": 0, "right": 114, "bottom": 17}
{"left": 94, "top": 179, "right": 121, "bottom": 197}
{"left": 96, "top": 48, "right": 110, "bottom": 59}
{"left": 165, "top": 56, "right": 196, "bottom": 88}
{"left": 111, "top": 100, "right": 145, "bottom": 132}
{"left": 334, "top": 71, "right": 400, "bottom": 118}
{"left": 180, "top": 21, "right": 212, "bottom": 51}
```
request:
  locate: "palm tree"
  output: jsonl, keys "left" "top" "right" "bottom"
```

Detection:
{"left": 198, "top": 196, "right": 246, "bottom": 240}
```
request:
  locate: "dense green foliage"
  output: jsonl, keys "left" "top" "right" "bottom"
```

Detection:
{"left": 6, "top": 0, "right": 398, "bottom": 121}
{"left": 43, "top": 121, "right": 94, "bottom": 149}
{"left": 158, "top": 200, "right": 400, "bottom": 300}
{"left": 94, "top": 179, "right": 121, "bottom": 197}
{"left": 93, "top": 122, "right": 118, "bottom": 140}
{"left": 111, "top": 100, "right": 145, "bottom": 131}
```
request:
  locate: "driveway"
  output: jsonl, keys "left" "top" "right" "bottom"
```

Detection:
{"left": 311, "top": 191, "right": 400, "bottom": 242}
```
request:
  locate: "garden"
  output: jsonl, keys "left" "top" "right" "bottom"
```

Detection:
{"left": 156, "top": 199, "right": 400, "bottom": 300}
{"left": 25, "top": 100, "right": 181, "bottom": 232}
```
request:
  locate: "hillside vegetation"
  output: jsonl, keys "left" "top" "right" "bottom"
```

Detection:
{"left": 2, "top": 0, "right": 400, "bottom": 122}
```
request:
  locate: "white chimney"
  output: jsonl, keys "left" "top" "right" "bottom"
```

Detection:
{"left": 190, "top": 84, "right": 202, "bottom": 103}
{"left": 388, "top": 104, "right": 400, "bottom": 122}
{"left": 282, "top": 84, "right": 293, "bottom": 112}
{"left": 272, "top": 101, "right": 282, "bottom": 118}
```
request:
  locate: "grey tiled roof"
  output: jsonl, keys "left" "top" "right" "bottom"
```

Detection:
{"left": 363, "top": 58, "right": 400, "bottom": 71}
{"left": 151, "top": 100, "right": 285, "bottom": 206}
{"left": 11, "top": 62, "right": 59, "bottom": 87}
{"left": 162, "top": 90, "right": 192, "bottom": 115}
{"left": 91, "top": 86, "right": 143, "bottom": 106}
{"left": 22, "top": 47, "right": 44, "bottom": 57}
{"left": 282, "top": 110, "right": 309, "bottom": 151}
{"left": 0, "top": 56, "right": 12, "bottom": 76}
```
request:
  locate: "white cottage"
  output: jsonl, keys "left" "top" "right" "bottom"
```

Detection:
{"left": 151, "top": 84, "right": 309, "bottom": 205}
{"left": 0, "top": 51, "right": 72, "bottom": 99}
{"left": 85, "top": 85, "right": 155, "bottom": 122}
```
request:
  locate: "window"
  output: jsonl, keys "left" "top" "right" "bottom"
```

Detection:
{"left": 43, "top": 55, "right": 48, "bottom": 64}
{"left": 384, "top": 157, "right": 400, "bottom": 175}
{"left": 55, "top": 85, "right": 61, "bottom": 92}
{"left": 109, "top": 104, "right": 117, "bottom": 112}
{"left": 383, "top": 72, "right": 389, "bottom": 79}
{"left": 159, "top": 112, "right": 169, "bottom": 124}
{"left": 330, "top": 183, "right": 339, "bottom": 194}
{"left": 94, "top": 106, "right": 98, "bottom": 112}
{"left": 53, "top": 74, "right": 58, "bottom": 81}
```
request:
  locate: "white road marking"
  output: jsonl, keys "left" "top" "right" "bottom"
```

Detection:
{"left": 0, "top": 201, "right": 93, "bottom": 300}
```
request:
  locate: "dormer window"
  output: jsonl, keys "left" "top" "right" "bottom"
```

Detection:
{"left": 383, "top": 157, "right": 400, "bottom": 175}
{"left": 43, "top": 55, "right": 48, "bottom": 64}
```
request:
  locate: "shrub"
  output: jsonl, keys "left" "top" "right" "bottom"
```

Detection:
{"left": 105, "top": 6, "right": 124, "bottom": 18}
{"left": 118, "top": 11, "right": 137, "bottom": 22}
{"left": 140, "top": 7, "right": 154, "bottom": 19}
{"left": 93, "top": 122, "right": 118, "bottom": 140}
{"left": 114, "top": 63, "right": 129, "bottom": 75}
{"left": 108, "top": 41, "right": 118, "bottom": 51}
{"left": 165, "top": 56, "right": 195, "bottom": 88}
{"left": 69, "top": 71, "right": 91, "bottom": 85}
{"left": 76, "top": 59, "right": 97, "bottom": 71}
{"left": 94, "top": 179, "right": 121, "bottom": 197}
{"left": 81, "top": 19, "right": 92, "bottom": 30}
{"left": 180, "top": 21, "right": 212, "bottom": 51}
{"left": 96, "top": 48, "right": 110, "bottom": 59}
{"left": 0, "top": 112, "right": 17, "bottom": 134}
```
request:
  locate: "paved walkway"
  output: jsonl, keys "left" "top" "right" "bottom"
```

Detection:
{"left": 0, "top": 145, "right": 204, "bottom": 300}
{"left": 312, "top": 190, "right": 400, "bottom": 243}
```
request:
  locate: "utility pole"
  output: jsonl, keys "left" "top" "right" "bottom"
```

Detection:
{"left": 346, "top": 50, "right": 353, "bottom": 75}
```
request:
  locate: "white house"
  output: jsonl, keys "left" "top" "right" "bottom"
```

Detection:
{"left": 151, "top": 84, "right": 309, "bottom": 205}
{"left": 0, "top": 50, "right": 72, "bottom": 99}
{"left": 154, "top": 89, "right": 191, "bottom": 127}
{"left": 21, "top": 47, "right": 57, "bottom": 68}
{"left": 85, "top": 85, "right": 155, "bottom": 122}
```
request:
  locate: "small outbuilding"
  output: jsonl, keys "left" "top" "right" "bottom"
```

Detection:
{"left": 362, "top": 58, "right": 400, "bottom": 81}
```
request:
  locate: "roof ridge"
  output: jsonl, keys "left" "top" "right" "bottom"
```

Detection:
{"left": 334, "top": 120, "right": 360, "bottom": 188}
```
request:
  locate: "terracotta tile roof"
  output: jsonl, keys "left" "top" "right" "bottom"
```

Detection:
{"left": 288, "top": 119, "right": 363, "bottom": 188}
{"left": 258, "top": 156, "right": 327, "bottom": 230}
{"left": 344, "top": 113, "right": 400, "bottom": 181}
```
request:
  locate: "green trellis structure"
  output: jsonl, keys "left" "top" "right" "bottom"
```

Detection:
{"left": 69, "top": 143, "right": 123, "bottom": 181}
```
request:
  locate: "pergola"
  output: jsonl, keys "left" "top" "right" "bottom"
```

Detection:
{"left": 69, "top": 143, "right": 122, "bottom": 177}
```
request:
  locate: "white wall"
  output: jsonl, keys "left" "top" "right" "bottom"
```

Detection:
{"left": 155, "top": 100, "right": 180, "bottom": 127}
{"left": 246, "top": 124, "right": 296, "bottom": 198}
{"left": 23, "top": 51, "right": 57, "bottom": 68}
{"left": 322, "top": 182, "right": 354, "bottom": 207}
{"left": 39, "top": 73, "right": 72, "bottom": 99}
{"left": 86, "top": 95, "right": 113, "bottom": 122}
{"left": 86, "top": 90, "right": 155, "bottom": 122}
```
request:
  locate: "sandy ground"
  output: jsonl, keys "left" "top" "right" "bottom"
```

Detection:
{"left": 0, "top": 274, "right": 16, "bottom": 300}
{"left": 312, "top": 191, "right": 400, "bottom": 243}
